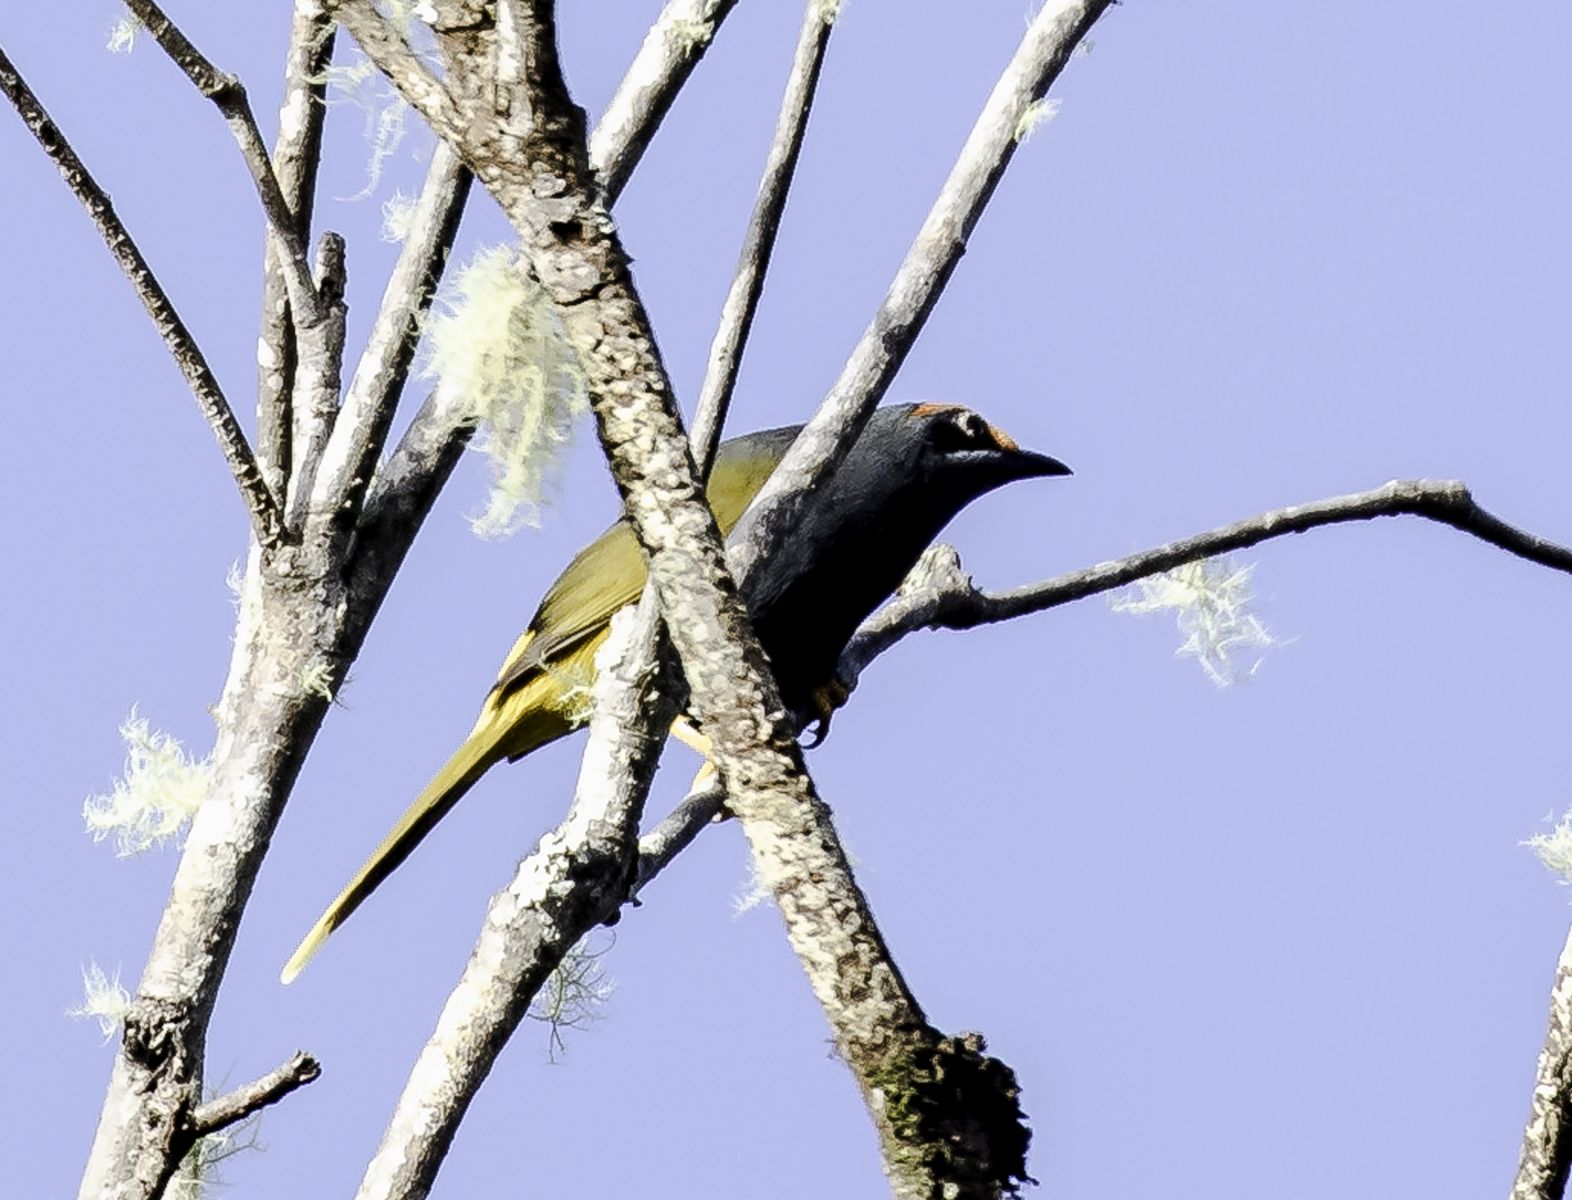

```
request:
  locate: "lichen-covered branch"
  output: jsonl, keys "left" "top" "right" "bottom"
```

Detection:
{"left": 0, "top": 43, "right": 284, "bottom": 549}
{"left": 590, "top": 0, "right": 741, "bottom": 206}
{"left": 729, "top": 0, "right": 1111, "bottom": 594}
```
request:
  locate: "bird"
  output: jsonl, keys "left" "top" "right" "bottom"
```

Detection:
{"left": 281, "top": 402, "right": 1069, "bottom": 982}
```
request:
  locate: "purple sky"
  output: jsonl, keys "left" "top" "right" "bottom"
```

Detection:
{"left": 4, "top": 3, "right": 1570, "bottom": 1195}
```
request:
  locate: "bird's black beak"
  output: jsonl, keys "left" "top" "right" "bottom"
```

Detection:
{"left": 1011, "top": 448, "right": 1072, "bottom": 478}
{"left": 964, "top": 446, "right": 1071, "bottom": 481}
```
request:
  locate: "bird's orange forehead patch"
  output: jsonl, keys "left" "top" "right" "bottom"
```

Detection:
{"left": 910, "top": 403, "right": 1020, "bottom": 451}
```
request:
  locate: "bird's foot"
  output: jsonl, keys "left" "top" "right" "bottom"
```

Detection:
{"left": 802, "top": 676, "right": 852, "bottom": 748}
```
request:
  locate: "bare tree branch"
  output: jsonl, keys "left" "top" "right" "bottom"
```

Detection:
{"left": 590, "top": 0, "right": 741, "bottom": 206}
{"left": 840, "top": 479, "right": 1572, "bottom": 689}
{"left": 124, "top": 0, "right": 325, "bottom": 327}
{"left": 1513, "top": 924, "right": 1572, "bottom": 1200}
{"left": 0, "top": 43, "right": 284, "bottom": 548}
{"left": 257, "top": 0, "right": 337, "bottom": 499}
{"left": 690, "top": 0, "right": 833, "bottom": 476}
{"left": 728, "top": 0, "right": 1111, "bottom": 592}
{"left": 184, "top": 1052, "right": 322, "bottom": 1141}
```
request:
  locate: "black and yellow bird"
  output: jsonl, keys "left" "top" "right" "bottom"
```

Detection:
{"left": 282, "top": 402, "right": 1069, "bottom": 982}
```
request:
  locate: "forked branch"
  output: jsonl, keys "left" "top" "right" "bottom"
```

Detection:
{"left": 841, "top": 478, "right": 1572, "bottom": 685}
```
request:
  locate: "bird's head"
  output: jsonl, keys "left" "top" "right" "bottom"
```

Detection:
{"left": 899, "top": 402, "right": 1071, "bottom": 493}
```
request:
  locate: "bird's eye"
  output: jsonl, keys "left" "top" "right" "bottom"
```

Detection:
{"left": 932, "top": 409, "right": 994, "bottom": 453}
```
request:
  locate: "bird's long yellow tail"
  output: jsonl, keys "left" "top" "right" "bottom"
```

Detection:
{"left": 282, "top": 712, "right": 520, "bottom": 985}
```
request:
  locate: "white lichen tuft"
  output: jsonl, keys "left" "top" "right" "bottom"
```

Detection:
{"left": 380, "top": 189, "right": 418, "bottom": 242}
{"left": 300, "top": 661, "right": 337, "bottom": 704}
{"left": 1110, "top": 556, "right": 1278, "bottom": 686}
{"left": 68, "top": 963, "right": 132, "bottom": 1043}
{"left": 1014, "top": 97, "right": 1062, "bottom": 143}
{"left": 425, "top": 245, "right": 588, "bottom": 538}
{"left": 1526, "top": 812, "right": 1572, "bottom": 884}
{"left": 732, "top": 855, "right": 774, "bottom": 915}
{"left": 667, "top": 16, "right": 715, "bottom": 51}
{"left": 85, "top": 709, "right": 213, "bottom": 855}
{"left": 812, "top": 0, "right": 844, "bottom": 24}
{"left": 106, "top": 12, "right": 141, "bottom": 53}
{"left": 529, "top": 933, "right": 616, "bottom": 1061}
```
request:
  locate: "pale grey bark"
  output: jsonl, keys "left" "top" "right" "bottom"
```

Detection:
{"left": 1513, "top": 924, "right": 1572, "bottom": 1200}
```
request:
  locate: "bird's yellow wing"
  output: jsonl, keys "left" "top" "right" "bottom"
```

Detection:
{"left": 492, "top": 435, "right": 787, "bottom": 695}
{"left": 282, "top": 427, "right": 793, "bottom": 984}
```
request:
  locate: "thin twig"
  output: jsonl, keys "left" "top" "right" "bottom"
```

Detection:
{"left": 635, "top": 779, "right": 728, "bottom": 896}
{"left": 0, "top": 44, "right": 284, "bottom": 547}
{"left": 840, "top": 479, "right": 1572, "bottom": 687}
{"left": 284, "top": 231, "right": 350, "bottom": 528}
{"left": 1513, "top": 924, "right": 1572, "bottom": 1200}
{"left": 125, "top": 0, "right": 324, "bottom": 326}
{"left": 257, "top": 0, "right": 338, "bottom": 498}
{"left": 728, "top": 0, "right": 1111, "bottom": 592}
{"left": 185, "top": 1051, "right": 322, "bottom": 1140}
{"left": 689, "top": 0, "right": 834, "bottom": 477}
{"left": 314, "top": 142, "right": 473, "bottom": 528}
{"left": 590, "top": 0, "right": 741, "bottom": 206}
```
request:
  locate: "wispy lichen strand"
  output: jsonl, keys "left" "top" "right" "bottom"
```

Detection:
{"left": 84, "top": 709, "right": 213, "bottom": 854}
{"left": 424, "top": 246, "right": 588, "bottom": 538}
{"left": 1526, "top": 812, "right": 1572, "bottom": 883}
{"left": 1111, "top": 556, "right": 1278, "bottom": 685}
{"left": 68, "top": 963, "right": 132, "bottom": 1042}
